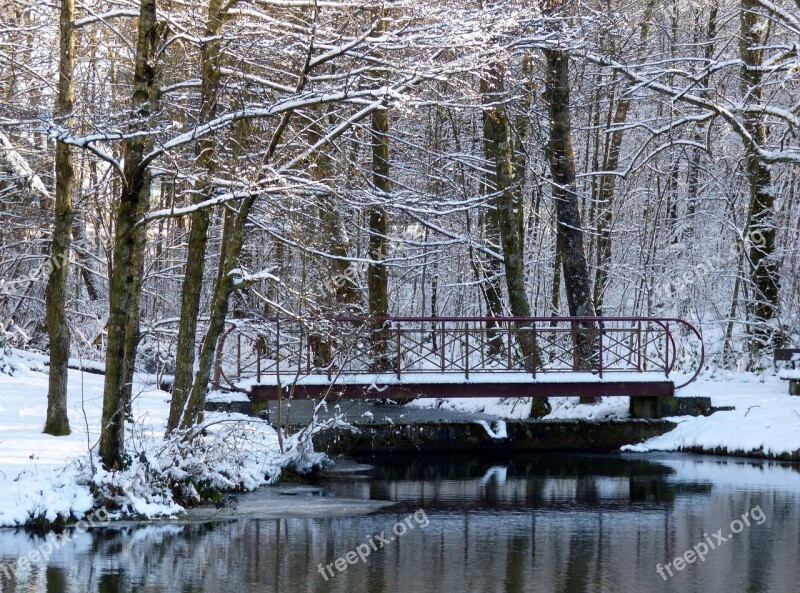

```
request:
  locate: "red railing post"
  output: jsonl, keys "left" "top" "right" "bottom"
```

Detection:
{"left": 464, "top": 322, "right": 470, "bottom": 379}
{"left": 256, "top": 340, "right": 261, "bottom": 383}
{"left": 598, "top": 325, "right": 603, "bottom": 379}
{"left": 440, "top": 321, "right": 446, "bottom": 371}
{"left": 507, "top": 322, "right": 512, "bottom": 370}
{"left": 571, "top": 320, "right": 578, "bottom": 371}
{"left": 531, "top": 322, "right": 537, "bottom": 379}
{"left": 480, "top": 320, "right": 486, "bottom": 369}
{"left": 636, "top": 321, "right": 642, "bottom": 372}
{"left": 396, "top": 322, "right": 402, "bottom": 380}
{"left": 327, "top": 335, "right": 333, "bottom": 381}
{"left": 237, "top": 333, "right": 241, "bottom": 378}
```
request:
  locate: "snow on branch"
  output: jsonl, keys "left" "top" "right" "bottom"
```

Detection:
{"left": 74, "top": 9, "right": 139, "bottom": 28}
{"left": 584, "top": 52, "right": 800, "bottom": 165}
{"left": 139, "top": 190, "right": 264, "bottom": 224}
{"left": 140, "top": 86, "right": 398, "bottom": 168}
{"left": 753, "top": 0, "right": 800, "bottom": 36}
{"left": 230, "top": 266, "right": 280, "bottom": 287}
{"left": 0, "top": 131, "right": 50, "bottom": 206}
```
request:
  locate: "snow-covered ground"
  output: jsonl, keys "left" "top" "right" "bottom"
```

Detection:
{"left": 623, "top": 371, "right": 800, "bottom": 457}
{"left": 0, "top": 351, "right": 325, "bottom": 528}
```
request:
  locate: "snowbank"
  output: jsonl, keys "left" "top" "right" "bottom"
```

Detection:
{"left": 4, "top": 348, "right": 800, "bottom": 527}
{"left": 623, "top": 372, "right": 800, "bottom": 458}
{"left": 0, "top": 351, "right": 328, "bottom": 528}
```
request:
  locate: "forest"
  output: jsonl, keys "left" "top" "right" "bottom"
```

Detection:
{"left": 0, "top": 0, "right": 798, "bottom": 467}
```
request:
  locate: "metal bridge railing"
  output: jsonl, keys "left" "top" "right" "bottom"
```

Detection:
{"left": 212, "top": 316, "right": 704, "bottom": 390}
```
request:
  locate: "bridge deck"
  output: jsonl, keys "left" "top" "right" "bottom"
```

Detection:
{"left": 247, "top": 372, "right": 676, "bottom": 400}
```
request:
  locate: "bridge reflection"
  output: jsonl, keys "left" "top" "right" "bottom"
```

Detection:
{"left": 329, "top": 453, "right": 711, "bottom": 510}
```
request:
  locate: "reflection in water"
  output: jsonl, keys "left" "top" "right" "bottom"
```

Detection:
{"left": 1, "top": 453, "right": 799, "bottom": 593}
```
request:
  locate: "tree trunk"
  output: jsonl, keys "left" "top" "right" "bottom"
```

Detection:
{"left": 167, "top": 0, "right": 228, "bottom": 433}
{"left": 478, "top": 204, "right": 506, "bottom": 353}
{"left": 99, "top": 0, "right": 160, "bottom": 467}
{"left": 181, "top": 203, "right": 247, "bottom": 429}
{"left": 550, "top": 233, "right": 562, "bottom": 321}
{"left": 480, "top": 72, "right": 513, "bottom": 355}
{"left": 544, "top": 48, "right": 598, "bottom": 401}
{"left": 308, "top": 115, "right": 362, "bottom": 313}
{"left": 483, "top": 61, "right": 550, "bottom": 417}
{"left": 367, "top": 105, "right": 391, "bottom": 370}
{"left": 740, "top": 0, "right": 781, "bottom": 354}
{"left": 44, "top": 0, "right": 75, "bottom": 436}
{"left": 119, "top": 184, "right": 150, "bottom": 420}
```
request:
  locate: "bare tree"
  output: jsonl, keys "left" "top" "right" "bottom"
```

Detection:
{"left": 43, "top": 0, "right": 76, "bottom": 436}
{"left": 99, "top": 0, "right": 162, "bottom": 467}
{"left": 740, "top": 0, "right": 781, "bottom": 354}
{"left": 167, "top": 0, "right": 233, "bottom": 433}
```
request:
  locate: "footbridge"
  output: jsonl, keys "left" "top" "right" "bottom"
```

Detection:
{"left": 210, "top": 316, "right": 704, "bottom": 405}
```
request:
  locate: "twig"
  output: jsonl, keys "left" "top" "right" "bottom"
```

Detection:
{"left": 80, "top": 353, "right": 96, "bottom": 475}
{"left": 744, "top": 405, "right": 760, "bottom": 417}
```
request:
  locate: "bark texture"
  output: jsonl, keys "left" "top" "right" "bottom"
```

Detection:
{"left": 544, "top": 48, "right": 598, "bottom": 393}
{"left": 480, "top": 74, "right": 510, "bottom": 355}
{"left": 99, "top": 0, "right": 160, "bottom": 467}
{"left": 368, "top": 105, "right": 391, "bottom": 370}
{"left": 167, "top": 0, "right": 228, "bottom": 433}
{"left": 44, "top": 0, "right": 75, "bottom": 436}
{"left": 740, "top": 0, "right": 781, "bottom": 354}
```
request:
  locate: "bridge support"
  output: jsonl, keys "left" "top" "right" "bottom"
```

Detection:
{"left": 629, "top": 396, "right": 712, "bottom": 419}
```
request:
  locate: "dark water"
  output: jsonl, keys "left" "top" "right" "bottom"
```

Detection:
{"left": 1, "top": 453, "right": 800, "bottom": 592}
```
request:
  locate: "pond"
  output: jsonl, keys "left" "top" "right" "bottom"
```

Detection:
{"left": 1, "top": 453, "right": 799, "bottom": 592}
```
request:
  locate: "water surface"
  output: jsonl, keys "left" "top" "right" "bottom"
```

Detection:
{"left": 1, "top": 453, "right": 798, "bottom": 592}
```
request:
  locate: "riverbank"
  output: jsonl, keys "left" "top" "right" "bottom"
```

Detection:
{"left": 0, "top": 350, "right": 326, "bottom": 528}
{"left": 620, "top": 373, "right": 800, "bottom": 460}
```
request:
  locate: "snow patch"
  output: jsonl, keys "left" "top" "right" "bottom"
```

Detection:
{"left": 476, "top": 419, "right": 508, "bottom": 440}
{"left": 0, "top": 351, "right": 330, "bottom": 528}
{"left": 622, "top": 374, "right": 800, "bottom": 457}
